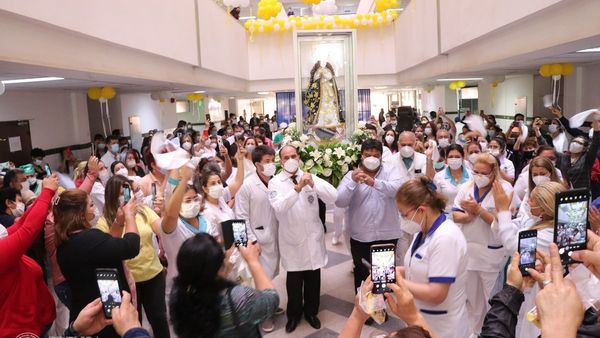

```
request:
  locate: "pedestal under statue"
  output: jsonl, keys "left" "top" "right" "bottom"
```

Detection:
{"left": 303, "top": 61, "right": 344, "bottom": 128}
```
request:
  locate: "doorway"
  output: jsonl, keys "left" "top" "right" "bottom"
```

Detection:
{"left": 0, "top": 120, "right": 33, "bottom": 166}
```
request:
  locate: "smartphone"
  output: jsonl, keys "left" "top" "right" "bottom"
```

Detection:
{"left": 554, "top": 188, "right": 589, "bottom": 264}
{"left": 44, "top": 164, "right": 52, "bottom": 176}
{"left": 221, "top": 219, "right": 248, "bottom": 249}
{"left": 370, "top": 243, "right": 396, "bottom": 294}
{"left": 518, "top": 230, "right": 537, "bottom": 276}
{"left": 123, "top": 185, "right": 131, "bottom": 204}
{"left": 95, "top": 268, "right": 122, "bottom": 319}
{"left": 151, "top": 183, "right": 157, "bottom": 199}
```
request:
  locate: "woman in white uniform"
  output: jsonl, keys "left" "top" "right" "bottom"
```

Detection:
{"left": 494, "top": 181, "right": 565, "bottom": 338}
{"left": 433, "top": 144, "right": 471, "bottom": 217}
{"left": 487, "top": 138, "right": 515, "bottom": 184}
{"left": 464, "top": 142, "right": 482, "bottom": 171}
{"left": 514, "top": 157, "right": 561, "bottom": 221}
{"left": 452, "top": 153, "right": 513, "bottom": 335}
{"left": 396, "top": 177, "right": 469, "bottom": 338}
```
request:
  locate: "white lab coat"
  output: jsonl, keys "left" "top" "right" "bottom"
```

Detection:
{"left": 235, "top": 173, "right": 280, "bottom": 278}
{"left": 385, "top": 151, "right": 428, "bottom": 180}
{"left": 268, "top": 169, "right": 338, "bottom": 272}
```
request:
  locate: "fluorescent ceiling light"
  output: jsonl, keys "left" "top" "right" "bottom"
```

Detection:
{"left": 257, "top": 91, "right": 271, "bottom": 95}
{"left": 576, "top": 47, "right": 600, "bottom": 53}
{"left": 389, "top": 8, "right": 404, "bottom": 11}
{"left": 1, "top": 76, "right": 64, "bottom": 84}
{"left": 194, "top": 90, "right": 205, "bottom": 93}
{"left": 240, "top": 16, "right": 256, "bottom": 20}
{"left": 374, "top": 86, "right": 388, "bottom": 89}
{"left": 436, "top": 78, "right": 483, "bottom": 82}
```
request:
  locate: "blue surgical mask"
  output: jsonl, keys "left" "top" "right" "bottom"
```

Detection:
{"left": 111, "top": 143, "right": 119, "bottom": 153}
{"left": 434, "top": 162, "right": 445, "bottom": 170}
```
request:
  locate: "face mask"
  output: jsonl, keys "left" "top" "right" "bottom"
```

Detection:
{"left": 204, "top": 140, "right": 212, "bottom": 147}
{"left": 489, "top": 149, "right": 501, "bottom": 157}
{"left": 479, "top": 141, "right": 488, "bottom": 152}
{"left": 180, "top": 201, "right": 201, "bottom": 219}
{"left": 283, "top": 158, "right": 299, "bottom": 173}
{"left": 385, "top": 135, "right": 395, "bottom": 145}
{"left": 522, "top": 203, "right": 543, "bottom": 224}
{"left": 549, "top": 125, "right": 558, "bottom": 134}
{"left": 403, "top": 208, "right": 424, "bottom": 235}
{"left": 13, "top": 202, "right": 25, "bottom": 217}
{"left": 98, "top": 143, "right": 106, "bottom": 150}
{"left": 532, "top": 175, "right": 551, "bottom": 186}
{"left": 27, "top": 177, "right": 37, "bottom": 186}
{"left": 210, "top": 143, "right": 218, "bottom": 149}
{"left": 487, "top": 130, "right": 496, "bottom": 138}
{"left": 433, "top": 161, "right": 445, "bottom": 170}
{"left": 468, "top": 153, "right": 479, "bottom": 164}
{"left": 182, "top": 142, "right": 192, "bottom": 151}
{"left": 235, "top": 132, "right": 243, "bottom": 137}
{"left": 116, "top": 168, "right": 128, "bottom": 177}
{"left": 523, "top": 150, "right": 535, "bottom": 160}
{"left": 262, "top": 163, "right": 276, "bottom": 177}
{"left": 126, "top": 160, "right": 137, "bottom": 169}
{"left": 447, "top": 158, "right": 463, "bottom": 170}
{"left": 207, "top": 184, "right": 223, "bottom": 199}
{"left": 473, "top": 174, "right": 491, "bottom": 188}
{"left": 362, "top": 156, "right": 381, "bottom": 171}
{"left": 99, "top": 169, "right": 110, "bottom": 184}
{"left": 110, "top": 143, "right": 119, "bottom": 153}
{"left": 33, "top": 159, "right": 43, "bottom": 166}
{"left": 245, "top": 145, "right": 256, "bottom": 153}
{"left": 400, "top": 146, "right": 414, "bottom": 158}
{"left": 570, "top": 142, "right": 584, "bottom": 154}
{"left": 438, "top": 138, "right": 450, "bottom": 148}
{"left": 0, "top": 224, "right": 7, "bottom": 239}
{"left": 424, "top": 128, "right": 432, "bottom": 136}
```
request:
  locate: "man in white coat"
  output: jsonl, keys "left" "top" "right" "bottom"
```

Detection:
{"left": 268, "top": 145, "right": 338, "bottom": 333}
{"left": 234, "top": 145, "right": 281, "bottom": 332}
{"left": 385, "top": 131, "right": 429, "bottom": 261}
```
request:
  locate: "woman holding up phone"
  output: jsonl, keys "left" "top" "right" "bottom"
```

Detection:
{"left": 493, "top": 180, "right": 565, "bottom": 338}
{"left": 96, "top": 175, "right": 170, "bottom": 338}
{"left": 395, "top": 177, "right": 468, "bottom": 338}
{"left": 56, "top": 189, "right": 140, "bottom": 338}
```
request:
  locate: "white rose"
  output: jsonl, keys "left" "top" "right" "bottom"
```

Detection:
{"left": 324, "top": 160, "right": 333, "bottom": 167}
{"left": 299, "top": 134, "right": 309, "bottom": 143}
{"left": 341, "top": 164, "right": 349, "bottom": 173}
{"left": 322, "top": 168, "right": 332, "bottom": 177}
{"left": 337, "top": 160, "right": 344, "bottom": 166}
{"left": 305, "top": 159, "right": 314, "bottom": 169}
{"left": 316, "top": 158, "right": 323, "bottom": 164}
{"left": 291, "top": 141, "right": 302, "bottom": 148}
{"left": 323, "top": 154, "right": 331, "bottom": 162}
{"left": 344, "top": 156, "right": 353, "bottom": 163}
{"left": 325, "top": 148, "right": 333, "bottom": 155}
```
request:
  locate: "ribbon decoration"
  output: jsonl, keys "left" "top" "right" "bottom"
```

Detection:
{"left": 568, "top": 108, "right": 600, "bottom": 128}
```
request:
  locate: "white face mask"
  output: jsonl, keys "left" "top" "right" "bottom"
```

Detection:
{"left": 182, "top": 142, "right": 192, "bottom": 151}
{"left": 13, "top": 202, "right": 25, "bottom": 217}
{"left": 180, "top": 201, "right": 201, "bottom": 219}
{"left": 207, "top": 184, "right": 223, "bottom": 200}
{"left": 33, "top": 159, "right": 43, "bottom": 166}
{"left": 548, "top": 125, "right": 558, "bottom": 134}
{"left": 116, "top": 168, "right": 128, "bottom": 177}
{"left": 532, "top": 175, "right": 551, "bottom": 186}
{"left": 403, "top": 208, "right": 424, "bottom": 235}
{"left": 473, "top": 174, "right": 491, "bottom": 188}
{"left": 126, "top": 160, "right": 137, "bottom": 169}
{"left": 424, "top": 128, "right": 432, "bottom": 136}
{"left": 488, "top": 149, "right": 501, "bottom": 157}
{"left": 283, "top": 158, "right": 299, "bottom": 173}
{"left": 522, "top": 203, "right": 543, "bottom": 224}
{"left": 245, "top": 145, "right": 256, "bottom": 153}
{"left": 210, "top": 143, "right": 218, "bottom": 149}
{"left": 438, "top": 138, "right": 450, "bottom": 148}
{"left": 0, "top": 224, "right": 7, "bottom": 239}
{"left": 447, "top": 158, "right": 463, "bottom": 170}
{"left": 27, "top": 177, "right": 37, "bottom": 186}
{"left": 204, "top": 140, "right": 212, "bottom": 147}
{"left": 570, "top": 142, "right": 584, "bottom": 154}
{"left": 479, "top": 142, "right": 488, "bottom": 152}
{"left": 468, "top": 153, "right": 479, "bottom": 164}
{"left": 98, "top": 143, "right": 106, "bottom": 150}
{"left": 385, "top": 135, "right": 395, "bottom": 145}
{"left": 400, "top": 146, "right": 414, "bottom": 158}
{"left": 99, "top": 169, "right": 110, "bottom": 185}
{"left": 261, "top": 163, "right": 276, "bottom": 177}
{"left": 362, "top": 156, "right": 381, "bottom": 171}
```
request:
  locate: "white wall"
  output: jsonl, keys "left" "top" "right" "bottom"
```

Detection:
{"left": 563, "top": 63, "right": 600, "bottom": 117}
{"left": 478, "top": 75, "right": 534, "bottom": 130}
{"left": 394, "top": 0, "right": 439, "bottom": 72}
{"left": 118, "top": 94, "right": 177, "bottom": 136}
{"left": 420, "top": 85, "right": 445, "bottom": 113}
{"left": 0, "top": 89, "right": 90, "bottom": 169}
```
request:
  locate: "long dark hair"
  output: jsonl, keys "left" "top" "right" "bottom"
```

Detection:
{"left": 169, "top": 233, "right": 235, "bottom": 338}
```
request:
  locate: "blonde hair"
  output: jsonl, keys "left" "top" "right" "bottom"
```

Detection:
{"left": 474, "top": 153, "right": 501, "bottom": 178}
{"left": 73, "top": 161, "right": 88, "bottom": 181}
{"left": 529, "top": 181, "right": 565, "bottom": 230}
{"left": 396, "top": 177, "right": 447, "bottom": 211}
{"left": 528, "top": 157, "right": 560, "bottom": 192}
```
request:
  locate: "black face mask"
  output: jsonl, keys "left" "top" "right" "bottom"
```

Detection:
{"left": 524, "top": 150, "right": 535, "bottom": 160}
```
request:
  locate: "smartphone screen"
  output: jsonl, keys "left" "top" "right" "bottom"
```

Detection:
{"left": 232, "top": 220, "right": 248, "bottom": 247}
{"left": 151, "top": 183, "right": 157, "bottom": 199}
{"left": 44, "top": 164, "right": 52, "bottom": 176}
{"left": 123, "top": 185, "right": 131, "bottom": 204}
{"left": 95, "top": 268, "right": 122, "bottom": 319}
{"left": 518, "top": 230, "right": 537, "bottom": 276}
{"left": 371, "top": 244, "right": 396, "bottom": 294}
{"left": 554, "top": 189, "right": 589, "bottom": 263}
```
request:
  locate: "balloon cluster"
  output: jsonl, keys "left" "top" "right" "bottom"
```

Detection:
{"left": 223, "top": 0, "right": 249, "bottom": 7}
{"left": 244, "top": 12, "right": 398, "bottom": 34}
{"left": 303, "top": 0, "right": 321, "bottom": 4}
{"left": 375, "top": 0, "right": 398, "bottom": 12}
{"left": 448, "top": 81, "right": 466, "bottom": 90}
{"left": 87, "top": 87, "right": 116, "bottom": 100}
{"left": 257, "top": 0, "right": 283, "bottom": 20}
{"left": 312, "top": 0, "right": 337, "bottom": 16}
{"left": 186, "top": 93, "right": 204, "bottom": 101}
{"left": 539, "top": 63, "right": 574, "bottom": 78}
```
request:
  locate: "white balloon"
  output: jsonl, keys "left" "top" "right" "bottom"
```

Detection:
{"left": 273, "top": 23, "right": 280, "bottom": 31}
{"left": 377, "top": 15, "right": 383, "bottom": 23}
{"left": 0, "top": 82, "right": 5, "bottom": 96}
{"left": 361, "top": 18, "right": 368, "bottom": 26}
{"left": 284, "top": 21, "right": 291, "bottom": 29}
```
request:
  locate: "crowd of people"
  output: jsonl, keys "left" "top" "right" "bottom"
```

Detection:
{"left": 1, "top": 106, "right": 600, "bottom": 338}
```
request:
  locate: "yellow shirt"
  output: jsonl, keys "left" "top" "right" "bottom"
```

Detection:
{"left": 97, "top": 205, "right": 163, "bottom": 282}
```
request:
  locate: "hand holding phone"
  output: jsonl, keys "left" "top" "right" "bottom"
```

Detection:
{"left": 95, "top": 268, "right": 122, "bottom": 319}
{"left": 123, "top": 185, "right": 131, "bottom": 204}
{"left": 44, "top": 164, "right": 52, "bottom": 176}
{"left": 554, "top": 189, "right": 589, "bottom": 264}
{"left": 518, "top": 230, "right": 537, "bottom": 276}
{"left": 221, "top": 220, "right": 248, "bottom": 249}
{"left": 371, "top": 244, "right": 396, "bottom": 294}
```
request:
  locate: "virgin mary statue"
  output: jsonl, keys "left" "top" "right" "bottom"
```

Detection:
{"left": 303, "top": 61, "right": 344, "bottom": 127}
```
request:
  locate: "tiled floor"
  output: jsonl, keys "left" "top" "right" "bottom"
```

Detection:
{"left": 263, "top": 212, "right": 406, "bottom": 338}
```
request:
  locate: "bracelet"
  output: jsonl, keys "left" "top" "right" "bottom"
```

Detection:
{"left": 167, "top": 176, "right": 181, "bottom": 186}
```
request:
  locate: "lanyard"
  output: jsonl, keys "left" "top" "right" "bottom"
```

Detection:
{"left": 180, "top": 215, "right": 207, "bottom": 234}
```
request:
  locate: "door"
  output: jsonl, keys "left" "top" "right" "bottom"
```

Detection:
{"left": 0, "top": 120, "right": 33, "bottom": 166}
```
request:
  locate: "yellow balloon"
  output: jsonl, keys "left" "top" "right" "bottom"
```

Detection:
{"left": 87, "top": 87, "right": 102, "bottom": 100}
{"left": 100, "top": 86, "right": 116, "bottom": 100}
{"left": 457, "top": 80, "right": 466, "bottom": 88}
{"left": 491, "top": 82, "right": 498, "bottom": 88}
{"left": 449, "top": 82, "right": 457, "bottom": 90}
{"left": 550, "top": 63, "right": 563, "bottom": 76}
{"left": 244, "top": 21, "right": 251, "bottom": 29}
{"left": 325, "top": 22, "right": 333, "bottom": 29}
{"left": 562, "top": 63, "right": 574, "bottom": 76}
{"left": 539, "top": 64, "right": 551, "bottom": 77}
{"left": 187, "top": 94, "right": 195, "bottom": 101}
{"left": 391, "top": 11, "right": 398, "bottom": 20}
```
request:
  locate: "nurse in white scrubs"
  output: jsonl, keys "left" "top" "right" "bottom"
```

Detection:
{"left": 396, "top": 177, "right": 469, "bottom": 338}
{"left": 452, "top": 153, "right": 513, "bottom": 335}
{"left": 433, "top": 144, "right": 471, "bottom": 217}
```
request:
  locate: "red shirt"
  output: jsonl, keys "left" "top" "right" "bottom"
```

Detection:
{"left": 0, "top": 188, "right": 55, "bottom": 337}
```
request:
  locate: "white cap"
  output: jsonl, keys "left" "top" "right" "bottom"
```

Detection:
{"left": 280, "top": 122, "right": 288, "bottom": 129}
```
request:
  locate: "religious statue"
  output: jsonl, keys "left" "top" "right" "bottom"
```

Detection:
{"left": 303, "top": 61, "right": 344, "bottom": 127}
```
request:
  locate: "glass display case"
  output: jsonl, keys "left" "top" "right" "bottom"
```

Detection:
{"left": 294, "top": 30, "right": 357, "bottom": 141}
